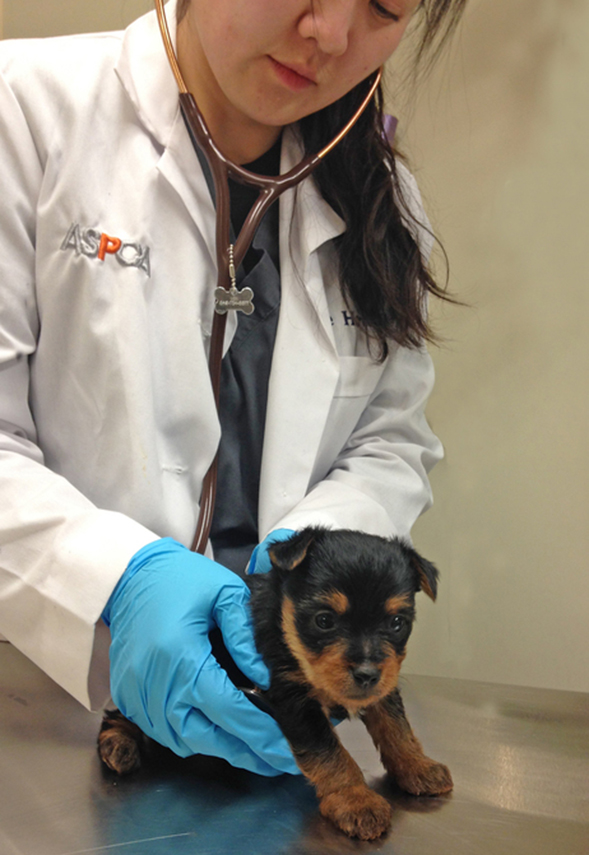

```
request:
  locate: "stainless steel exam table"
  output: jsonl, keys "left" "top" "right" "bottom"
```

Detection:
{"left": 1, "top": 641, "right": 587, "bottom": 855}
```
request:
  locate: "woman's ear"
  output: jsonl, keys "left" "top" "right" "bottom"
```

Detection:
{"left": 268, "top": 527, "right": 321, "bottom": 571}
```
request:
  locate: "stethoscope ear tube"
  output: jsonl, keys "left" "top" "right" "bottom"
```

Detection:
{"left": 155, "top": 0, "right": 382, "bottom": 555}
{"left": 179, "top": 92, "right": 321, "bottom": 287}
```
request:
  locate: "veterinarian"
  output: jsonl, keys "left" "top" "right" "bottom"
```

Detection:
{"left": 0, "top": 0, "right": 465, "bottom": 776}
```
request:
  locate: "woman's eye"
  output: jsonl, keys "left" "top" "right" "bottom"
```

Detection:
{"left": 371, "top": 1, "right": 401, "bottom": 22}
{"left": 315, "top": 611, "right": 336, "bottom": 630}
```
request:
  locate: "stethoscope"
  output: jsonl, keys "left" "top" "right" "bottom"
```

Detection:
{"left": 154, "top": 0, "right": 382, "bottom": 554}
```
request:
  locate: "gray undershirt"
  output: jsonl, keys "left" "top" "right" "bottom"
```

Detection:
{"left": 194, "top": 141, "right": 282, "bottom": 575}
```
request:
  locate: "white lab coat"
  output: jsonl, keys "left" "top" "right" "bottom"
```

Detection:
{"left": 0, "top": 3, "right": 443, "bottom": 710}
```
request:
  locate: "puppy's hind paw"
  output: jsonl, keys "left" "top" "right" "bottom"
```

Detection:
{"left": 320, "top": 786, "right": 392, "bottom": 840}
{"left": 97, "top": 710, "right": 144, "bottom": 775}
{"left": 395, "top": 757, "right": 453, "bottom": 796}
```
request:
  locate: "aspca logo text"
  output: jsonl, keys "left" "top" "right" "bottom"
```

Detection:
{"left": 61, "top": 224, "right": 151, "bottom": 275}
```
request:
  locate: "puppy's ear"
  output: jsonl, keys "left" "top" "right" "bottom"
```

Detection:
{"left": 400, "top": 542, "right": 439, "bottom": 601}
{"left": 268, "top": 527, "right": 319, "bottom": 571}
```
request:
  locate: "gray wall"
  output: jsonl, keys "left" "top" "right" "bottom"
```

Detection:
{"left": 393, "top": 0, "right": 589, "bottom": 693}
{"left": 3, "top": 0, "right": 151, "bottom": 38}
{"left": 2, "top": 0, "right": 588, "bottom": 692}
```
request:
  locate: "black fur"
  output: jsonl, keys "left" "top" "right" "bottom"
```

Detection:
{"left": 246, "top": 527, "right": 437, "bottom": 676}
{"left": 98, "top": 527, "right": 451, "bottom": 840}
{"left": 241, "top": 528, "right": 451, "bottom": 840}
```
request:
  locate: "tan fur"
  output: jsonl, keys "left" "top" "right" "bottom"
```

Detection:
{"left": 282, "top": 598, "right": 350, "bottom": 702}
{"left": 98, "top": 715, "right": 144, "bottom": 775}
{"left": 385, "top": 594, "right": 411, "bottom": 614}
{"left": 297, "top": 742, "right": 392, "bottom": 841}
{"left": 269, "top": 538, "right": 312, "bottom": 570}
{"left": 375, "top": 646, "right": 404, "bottom": 698}
{"left": 281, "top": 598, "right": 404, "bottom": 710}
{"left": 363, "top": 701, "right": 453, "bottom": 795}
{"left": 322, "top": 590, "right": 349, "bottom": 615}
{"left": 408, "top": 556, "right": 436, "bottom": 601}
{"left": 297, "top": 742, "right": 364, "bottom": 798}
{"left": 319, "top": 787, "right": 392, "bottom": 841}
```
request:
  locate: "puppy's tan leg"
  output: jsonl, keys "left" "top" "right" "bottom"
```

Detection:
{"left": 362, "top": 690, "right": 453, "bottom": 796}
{"left": 266, "top": 683, "right": 392, "bottom": 840}
{"left": 297, "top": 742, "right": 392, "bottom": 841}
{"left": 98, "top": 709, "right": 145, "bottom": 775}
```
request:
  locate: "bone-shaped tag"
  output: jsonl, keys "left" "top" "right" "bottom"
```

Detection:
{"left": 214, "top": 285, "right": 255, "bottom": 315}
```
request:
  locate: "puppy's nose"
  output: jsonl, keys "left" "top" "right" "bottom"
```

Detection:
{"left": 351, "top": 664, "right": 380, "bottom": 690}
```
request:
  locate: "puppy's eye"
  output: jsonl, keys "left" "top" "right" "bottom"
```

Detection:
{"left": 388, "top": 615, "right": 407, "bottom": 634}
{"left": 315, "top": 611, "right": 336, "bottom": 630}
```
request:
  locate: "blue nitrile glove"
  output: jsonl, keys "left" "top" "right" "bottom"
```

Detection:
{"left": 102, "top": 538, "right": 299, "bottom": 777}
{"left": 247, "top": 529, "right": 295, "bottom": 575}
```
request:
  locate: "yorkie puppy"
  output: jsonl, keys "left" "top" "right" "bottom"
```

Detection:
{"left": 98, "top": 527, "right": 452, "bottom": 841}
{"left": 245, "top": 527, "right": 453, "bottom": 840}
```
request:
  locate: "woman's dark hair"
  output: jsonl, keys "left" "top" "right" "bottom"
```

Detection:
{"left": 297, "top": 0, "right": 468, "bottom": 359}
{"left": 176, "top": 0, "right": 468, "bottom": 359}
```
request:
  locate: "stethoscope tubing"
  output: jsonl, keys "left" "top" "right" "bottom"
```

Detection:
{"left": 154, "top": 0, "right": 382, "bottom": 554}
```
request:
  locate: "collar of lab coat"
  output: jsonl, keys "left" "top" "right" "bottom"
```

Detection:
{"left": 114, "top": 1, "right": 346, "bottom": 264}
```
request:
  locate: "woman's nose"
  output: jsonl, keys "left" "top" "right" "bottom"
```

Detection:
{"left": 298, "top": 0, "right": 357, "bottom": 57}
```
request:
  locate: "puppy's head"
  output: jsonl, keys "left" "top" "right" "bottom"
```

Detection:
{"left": 269, "top": 527, "right": 438, "bottom": 712}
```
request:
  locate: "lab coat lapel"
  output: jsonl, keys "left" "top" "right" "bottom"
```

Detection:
{"left": 155, "top": 117, "right": 218, "bottom": 282}
{"left": 114, "top": 2, "right": 219, "bottom": 290}
{"left": 279, "top": 129, "right": 346, "bottom": 348}
{"left": 117, "top": 15, "right": 348, "bottom": 529}
{"left": 259, "top": 132, "right": 346, "bottom": 534}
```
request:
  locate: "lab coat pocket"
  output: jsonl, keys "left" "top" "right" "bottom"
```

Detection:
{"left": 333, "top": 356, "right": 384, "bottom": 399}
{"left": 310, "top": 356, "right": 386, "bottom": 485}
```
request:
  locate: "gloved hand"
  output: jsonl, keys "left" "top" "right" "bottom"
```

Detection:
{"left": 247, "top": 528, "right": 294, "bottom": 575}
{"left": 102, "top": 538, "right": 299, "bottom": 777}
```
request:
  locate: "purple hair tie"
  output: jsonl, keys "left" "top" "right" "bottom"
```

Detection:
{"left": 383, "top": 114, "right": 398, "bottom": 144}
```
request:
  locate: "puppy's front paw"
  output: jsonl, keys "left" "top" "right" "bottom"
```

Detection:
{"left": 319, "top": 786, "right": 392, "bottom": 840}
{"left": 394, "top": 757, "right": 453, "bottom": 796}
